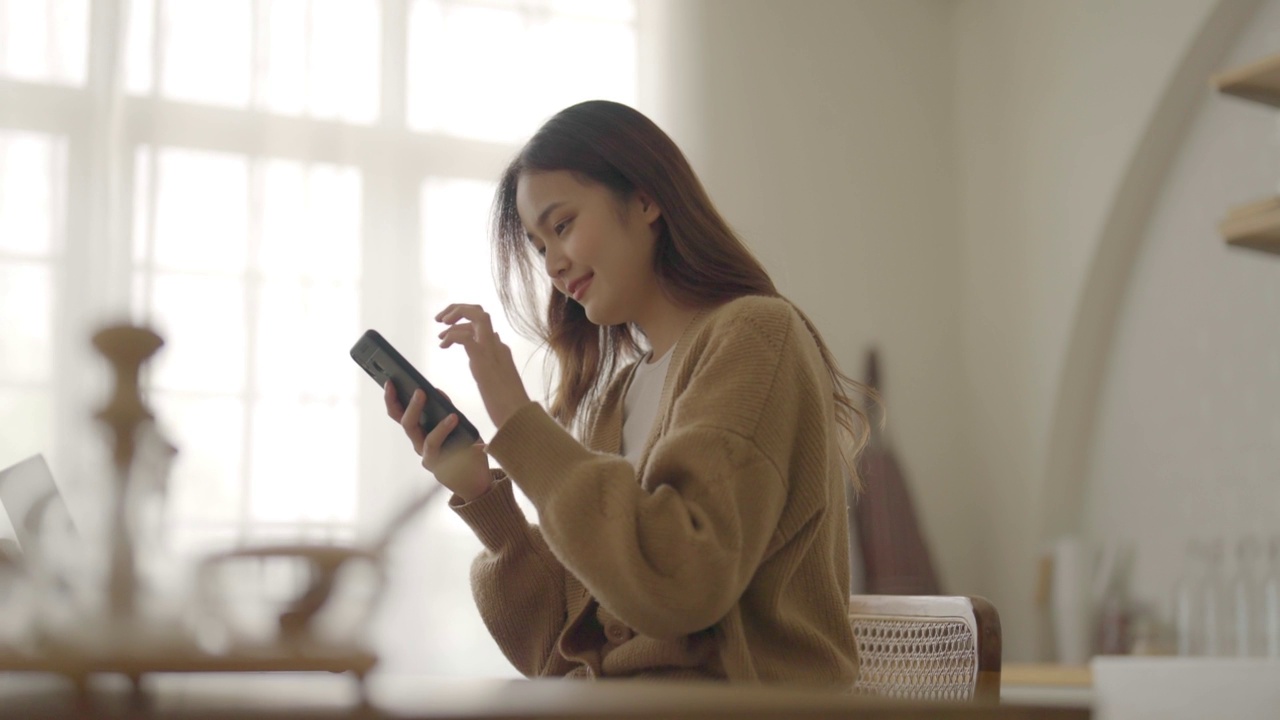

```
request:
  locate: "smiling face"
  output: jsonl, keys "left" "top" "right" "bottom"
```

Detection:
{"left": 516, "top": 170, "right": 664, "bottom": 328}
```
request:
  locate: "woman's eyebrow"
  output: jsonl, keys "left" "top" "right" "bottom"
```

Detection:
{"left": 523, "top": 200, "right": 567, "bottom": 242}
{"left": 535, "top": 201, "right": 566, "bottom": 229}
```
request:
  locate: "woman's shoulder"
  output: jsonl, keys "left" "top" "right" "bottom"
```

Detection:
{"left": 706, "top": 293, "right": 793, "bottom": 317}
{"left": 681, "top": 295, "right": 832, "bottom": 384}
{"left": 695, "top": 294, "right": 805, "bottom": 347}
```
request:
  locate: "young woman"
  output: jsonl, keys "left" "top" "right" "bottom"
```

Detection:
{"left": 385, "top": 100, "right": 870, "bottom": 685}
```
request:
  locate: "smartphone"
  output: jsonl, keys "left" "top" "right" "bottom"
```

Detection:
{"left": 350, "top": 329, "right": 483, "bottom": 451}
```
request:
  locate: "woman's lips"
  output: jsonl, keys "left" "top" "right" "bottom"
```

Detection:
{"left": 569, "top": 274, "right": 593, "bottom": 301}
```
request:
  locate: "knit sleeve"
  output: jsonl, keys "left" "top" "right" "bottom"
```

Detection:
{"left": 485, "top": 306, "right": 812, "bottom": 641}
{"left": 450, "top": 474, "right": 570, "bottom": 676}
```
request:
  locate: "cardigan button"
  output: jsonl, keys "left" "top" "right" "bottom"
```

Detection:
{"left": 605, "top": 623, "right": 634, "bottom": 644}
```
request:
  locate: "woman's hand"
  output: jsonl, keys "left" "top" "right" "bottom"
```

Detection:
{"left": 435, "top": 303, "right": 532, "bottom": 429}
{"left": 384, "top": 382, "right": 492, "bottom": 502}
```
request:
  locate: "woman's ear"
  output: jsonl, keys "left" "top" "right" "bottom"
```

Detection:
{"left": 635, "top": 191, "right": 662, "bottom": 225}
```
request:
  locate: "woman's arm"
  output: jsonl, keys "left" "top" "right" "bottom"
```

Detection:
{"left": 452, "top": 475, "right": 571, "bottom": 677}
{"left": 487, "top": 306, "right": 818, "bottom": 640}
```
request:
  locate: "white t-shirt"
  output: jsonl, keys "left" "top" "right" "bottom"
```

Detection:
{"left": 621, "top": 348, "right": 674, "bottom": 467}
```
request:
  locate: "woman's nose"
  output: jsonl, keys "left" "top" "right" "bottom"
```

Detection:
{"left": 544, "top": 244, "right": 569, "bottom": 278}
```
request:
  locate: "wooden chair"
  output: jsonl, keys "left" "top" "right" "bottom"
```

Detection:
{"left": 847, "top": 595, "right": 1002, "bottom": 703}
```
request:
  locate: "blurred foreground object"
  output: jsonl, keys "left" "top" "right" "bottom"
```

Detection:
{"left": 0, "top": 323, "right": 439, "bottom": 708}
{"left": 195, "top": 483, "right": 442, "bottom": 650}
{"left": 94, "top": 325, "right": 167, "bottom": 621}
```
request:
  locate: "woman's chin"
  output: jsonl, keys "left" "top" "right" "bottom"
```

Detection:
{"left": 581, "top": 302, "right": 618, "bottom": 327}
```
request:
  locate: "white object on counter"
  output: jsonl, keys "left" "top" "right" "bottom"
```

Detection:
{"left": 1050, "top": 535, "right": 1092, "bottom": 665}
{"left": 1092, "top": 656, "right": 1280, "bottom": 720}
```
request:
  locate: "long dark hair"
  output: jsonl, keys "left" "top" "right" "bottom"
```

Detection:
{"left": 492, "top": 100, "right": 872, "bottom": 480}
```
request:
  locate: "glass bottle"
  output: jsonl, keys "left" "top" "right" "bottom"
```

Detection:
{"left": 1174, "top": 538, "right": 1207, "bottom": 656}
{"left": 1202, "top": 537, "right": 1232, "bottom": 656}
{"left": 1095, "top": 541, "right": 1134, "bottom": 655}
{"left": 1265, "top": 535, "right": 1280, "bottom": 658}
{"left": 1232, "top": 534, "right": 1266, "bottom": 656}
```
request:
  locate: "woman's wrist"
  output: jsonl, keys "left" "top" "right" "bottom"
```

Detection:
{"left": 493, "top": 396, "right": 533, "bottom": 430}
{"left": 455, "top": 472, "right": 495, "bottom": 503}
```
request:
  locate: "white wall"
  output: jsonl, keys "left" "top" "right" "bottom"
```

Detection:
{"left": 1084, "top": 0, "right": 1280, "bottom": 639}
{"left": 645, "top": 0, "right": 977, "bottom": 602}
{"left": 653, "top": 0, "right": 1273, "bottom": 662}
{"left": 953, "top": 0, "right": 1254, "bottom": 660}
{"left": 957, "top": 0, "right": 1233, "bottom": 655}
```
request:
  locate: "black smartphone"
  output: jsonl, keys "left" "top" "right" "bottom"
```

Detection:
{"left": 350, "top": 329, "right": 483, "bottom": 451}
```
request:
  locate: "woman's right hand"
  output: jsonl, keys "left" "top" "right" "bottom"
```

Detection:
{"left": 384, "top": 381, "right": 493, "bottom": 502}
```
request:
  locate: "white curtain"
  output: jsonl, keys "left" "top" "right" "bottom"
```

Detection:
{"left": 0, "top": 0, "right": 637, "bottom": 676}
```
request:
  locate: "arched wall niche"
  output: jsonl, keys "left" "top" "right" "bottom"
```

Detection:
{"left": 1040, "top": 0, "right": 1267, "bottom": 545}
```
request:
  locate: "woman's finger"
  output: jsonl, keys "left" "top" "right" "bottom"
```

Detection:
{"left": 434, "top": 303, "right": 478, "bottom": 323}
{"left": 435, "top": 304, "right": 495, "bottom": 339}
{"left": 384, "top": 380, "right": 410, "bottom": 420}
{"left": 439, "top": 323, "right": 481, "bottom": 350}
{"left": 421, "top": 413, "right": 459, "bottom": 466}
{"left": 399, "top": 388, "right": 428, "bottom": 454}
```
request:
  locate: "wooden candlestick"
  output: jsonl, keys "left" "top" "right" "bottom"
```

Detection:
{"left": 91, "top": 324, "right": 164, "bottom": 620}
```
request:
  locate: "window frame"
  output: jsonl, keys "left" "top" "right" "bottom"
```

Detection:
{"left": 0, "top": 0, "right": 638, "bottom": 545}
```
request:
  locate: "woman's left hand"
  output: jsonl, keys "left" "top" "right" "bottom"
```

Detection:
{"left": 436, "top": 303, "right": 532, "bottom": 430}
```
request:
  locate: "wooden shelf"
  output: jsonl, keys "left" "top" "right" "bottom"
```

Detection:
{"left": 1214, "top": 55, "right": 1280, "bottom": 255}
{"left": 1219, "top": 196, "right": 1280, "bottom": 255}
{"left": 1214, "top": 52, "right": 1280, "bottom": 108}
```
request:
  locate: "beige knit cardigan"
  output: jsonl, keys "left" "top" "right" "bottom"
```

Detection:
{"left": 451, "top": 295, "right": 857, "bottom": 685}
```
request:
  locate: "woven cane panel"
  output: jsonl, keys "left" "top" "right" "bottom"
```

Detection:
{"left": 849, "top": 615, "right": 978, "bottom": 701}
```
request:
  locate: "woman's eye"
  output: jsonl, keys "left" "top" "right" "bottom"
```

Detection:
{"left": 535, "top": 245, "right": 547, "bottom": 257}
{"left": 554, "top": 218, "right": 572, "bottom": 235}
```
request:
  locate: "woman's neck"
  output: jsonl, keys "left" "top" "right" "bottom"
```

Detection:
{"left": 634, "top": 298, "right": 700, "bottom": 363}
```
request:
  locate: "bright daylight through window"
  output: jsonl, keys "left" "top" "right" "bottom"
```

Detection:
{"left": 0, "top": 0, "right": 637, "bottom": 676}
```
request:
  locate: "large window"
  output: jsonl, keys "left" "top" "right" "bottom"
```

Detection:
{"left": 0, "top": 0, "right": 637, "bottom": 676}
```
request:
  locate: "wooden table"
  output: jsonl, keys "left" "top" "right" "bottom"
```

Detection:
{"left": 1000, "top": 664, "right": 1093, "bottom": 710}
{"left": 0, "top": 672, "right": 1090, "bottom": 719}
{"left": 1002, "top": 665, "right": 1092, "bottom": 688}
